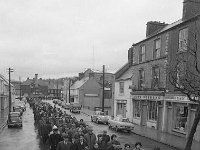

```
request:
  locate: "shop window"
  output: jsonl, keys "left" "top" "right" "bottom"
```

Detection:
{"left": 148, "top": 101, "right": 158, "bottom": 121}
{"left": 174, "top": 105, "right": 188, "bottom": 132}
{"left": 133, "top": 100, "right": 141, "bottom": 118}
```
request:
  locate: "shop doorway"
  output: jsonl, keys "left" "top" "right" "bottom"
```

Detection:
{"left": 117, "top": 103, "right": 126, "bottom": 118}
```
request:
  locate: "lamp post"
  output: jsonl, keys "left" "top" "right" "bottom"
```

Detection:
{"left": 102, "top": 65, "right": 105, "bottom": 112}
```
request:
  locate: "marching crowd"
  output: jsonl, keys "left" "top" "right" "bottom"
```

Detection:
{"left": 28, "top": 98, "right": 159, "bottom": 150}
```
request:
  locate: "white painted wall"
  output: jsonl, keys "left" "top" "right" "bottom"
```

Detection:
{"left": 114, "top": 79, "right": 132, "bottom": 120}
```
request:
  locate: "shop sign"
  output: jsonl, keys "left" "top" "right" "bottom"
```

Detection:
{"left": 165, "top": 95, "right": 189, "bottom": 101}
{"left": 132, "top": 95, "right": 163, "bottom": 100}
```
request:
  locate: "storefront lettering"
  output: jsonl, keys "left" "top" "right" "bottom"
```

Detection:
{"left": 132, "top": 95, "right": 163, "bottom": 100}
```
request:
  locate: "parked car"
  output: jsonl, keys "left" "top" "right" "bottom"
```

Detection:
{"left": 69, "top": 103, "right": 81, "bottom": 113}
{"left": 63, "top": 103, "right": 71, "bottom": 110}
{"left": 91, "top": 111, "right": 111, "bottom": 124}
{"left": 108, "top": 116, "right": 134, "bottom": 133}
{"left": 13, "top": 106, "right": 23, "bottom": 116}
{"left": 7, "top": 112, "right": 23, "bottom": 128}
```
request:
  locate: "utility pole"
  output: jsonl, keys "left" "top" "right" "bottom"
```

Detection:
{"left": 19, "top": 76, "right": 22, "bottom": 101}
{"left": 57, "top": 80, "right": 59, "bottom": 99}
{"left": 68, "top": 79, "right": 71, "bottom": 103}
{"left": 8, "top": 68, "right": 14, "bottom": 112}
{"left": 102, "top": 65, "right": 105, "bottom": 112}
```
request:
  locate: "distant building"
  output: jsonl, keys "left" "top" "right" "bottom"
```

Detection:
{"left": 47, "top": 80, "right": 62, "bottom": 99}
{"left": 21, "top": 74, "right": 48, "bottom": 98}
{"left": 0, "top": 74, "right": 15, "bottom": 111}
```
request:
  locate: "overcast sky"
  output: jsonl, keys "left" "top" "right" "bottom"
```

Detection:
{"left": 0, "top": 0, "right": 183, "bottom": 81}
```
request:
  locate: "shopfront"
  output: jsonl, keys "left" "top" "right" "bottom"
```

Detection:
{"left": 116, "top": 99, "right": 127, "bottom": 118}
{"left": 164, "top": 94, "right": 200, "bottom": 141}
{"left": 131, "top": 93, "right": 164, "bottom": 130}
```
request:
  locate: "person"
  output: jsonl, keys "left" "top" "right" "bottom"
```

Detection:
{"left": 107, "top": 134, "right": 121, "bottom": 150}
{"left": 56, "top": 134, "right": 72, "bottom": 150}
{"left": 84, "top": 128, "right": 96, "bottom": 150}
{"left": 133, "top": 142, "right": 144, "bottom": 150}
{"left": 49, "top": 125, "right": 63, "bottom": 150}
{"left": 101, "top": 130, "right": 110, "bottom": 150}
{"left": 124, "top": 144, "right": 131, "bottom": 150}
{"left": 93, "top": 142, "right": 100, "bottom": 150}
{"left": 76, "top": 134, "right": 88, "bottom": 150}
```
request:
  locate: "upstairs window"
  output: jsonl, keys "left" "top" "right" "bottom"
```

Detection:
{"left": 119, "top": 82, "right": 124, "bottom": 94}
{"left": 139, "top": 69, "right": 145, "bottom": 89}
{"left": 179, "top": 28, "right": 188, "bottom": 52}
{"left": 152, "top": 66, "right": 160, "bottom": 89}
{"left": 139, "top": 45, "right": 145, "bottom": 63}
{"left": 154, "top": 39, "right": 161, "bottom": 59}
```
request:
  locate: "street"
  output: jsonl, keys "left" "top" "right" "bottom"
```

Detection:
{"left": 0, "top": 100, "right": 178, "bottom": 150}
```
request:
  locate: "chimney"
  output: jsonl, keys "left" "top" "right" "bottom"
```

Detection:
{"left": 35, "top": 74, "right": 38, "bottom": 87}
{"left": 128, "top": 47, "right": 133, "bottom": 65}
{"left": 146, "top": 21, "right": 168, "bottom": 37}
{"left": 182, "top": 0, "right": 200, "bottom": 21}
{"left": 79, "top": 73, "right": 84, "bottom": 80}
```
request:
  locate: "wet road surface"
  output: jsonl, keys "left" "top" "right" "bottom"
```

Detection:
{"left": 0, "top": 103, "right": 49, "bottom": 150}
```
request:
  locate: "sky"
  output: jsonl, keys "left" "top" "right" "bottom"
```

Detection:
{"left": 0, "top": 0, "right": 183, "bottom": 81}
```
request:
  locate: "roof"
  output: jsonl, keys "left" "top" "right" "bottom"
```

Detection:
{"left": 116, "top": 66, "right": 133, "bottom": 81}
{"left": 133, "top": 19, "right": 183, "bottom": 46}
{"left": 70, "top": 77, "right": 89, "bottom": 89}
{"left": 22, "top": 79, "right": 48, "bottom": 87}
{"left": 115, "top": 62, "right": 131, "bottom": 79}
{"left": 48, "top": 83, "right": 62, "bottom": 89}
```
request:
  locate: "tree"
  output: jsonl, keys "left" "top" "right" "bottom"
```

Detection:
{"left": 169, "top": 18, "right": 200, "bottom": 150}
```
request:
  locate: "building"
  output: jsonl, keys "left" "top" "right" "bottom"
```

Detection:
{"left": 0, "top": 74, "right": 15, "bottom": 111}
{"left": 68, "top": 69, "right": 114, "bottom": 116}
{"left": 128, "top": 0, "right": 200, "bottom": 142}
{"left": 114, "top": 60, "right": 133, "bottom": 119}
{"left": 47, "top": 80, "right": 62, "bottom": 99}
{"left": 21, "top": 74, "right": 48, "bottom": 98}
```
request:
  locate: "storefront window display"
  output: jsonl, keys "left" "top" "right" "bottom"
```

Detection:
{"left": 174, "top": 105, "right": 188, "bottom": 132}
{"left": 133, "top": 100, "right": 141, "bottom": 118}
{"left": 148, "top": 101, "right": 158, "bottom": 121}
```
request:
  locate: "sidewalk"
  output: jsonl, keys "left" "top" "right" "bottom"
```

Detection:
{"left": 80, "top": 108, "right": 200, "bottom": 150}
{"left": 0, "top": 107, "right": 9, "bottom": 131}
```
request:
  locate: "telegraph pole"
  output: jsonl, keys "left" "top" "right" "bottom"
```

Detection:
{"left": 102, "top": 65, "right": 105, "bottom": 112}
{"left": 57, "top": 80, "right": 59, "bottom": 99}
{"left": 8, "top": 68, "right": 14, "bottom": 112}
{"left": 19, "top": 76, "right": 22, "bottom": 101}
{"left": 68, "top": 79, "right": 71, "bottom": 103}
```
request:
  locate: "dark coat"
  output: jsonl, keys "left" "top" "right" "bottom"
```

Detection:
{"left": 84, "top": 133, "right": 96, "bottom": 150}
{"left": 56, "top": 141, "right": 72, "bottom": 150}
{"left": 49, "top": 133, "right": 63, "bottom": 150}
{"left": 76, "top": 140, "right": 88, "bottom": 150}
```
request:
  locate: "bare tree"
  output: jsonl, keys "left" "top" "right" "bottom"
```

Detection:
{"left": 169, "top": 19, "right": 200, "bottom": 150}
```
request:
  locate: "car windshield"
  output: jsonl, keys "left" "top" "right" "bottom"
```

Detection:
{"left": 122, "top": 118, "right": 130, "bottom": 122}
{"left": 10, "top": 116, "right": 20, "bottom": 122}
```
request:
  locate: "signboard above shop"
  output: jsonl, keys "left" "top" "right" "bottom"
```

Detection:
{"left": 132, "top": 95, "right": 163, "bottom": 100}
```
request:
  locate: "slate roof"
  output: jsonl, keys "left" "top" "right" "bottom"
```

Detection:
{"left": 70, "top": 77, "right": 89, "bottom": 90}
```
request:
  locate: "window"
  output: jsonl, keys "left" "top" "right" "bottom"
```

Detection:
{"left": 179, "top": 28, "right": 188, "bottom": 52}
{"left": 139, "top": 45, "right": 145, "bottom": 63}
{"left": 174, "top": 105, "right": 188, "bottom": 132}
{"left": 152, "top": 66, "right": 160, "bottom": 89}
{"left": 176, "top": 61, "right": 186, "bottom": 88}
{"left": 154, "top": 39, "right": 161, "bottom": 58}
{"left": 119, "top": 82, "right": 124, "bottom": 94}
{"left": 133, "top": 100, "right": 141, "bottom": 118}
{"left": 148, "top": 101, "right": 158, "bottom": 121}
{"left": 139, "top": 69, "right": 145, "bottom": 89}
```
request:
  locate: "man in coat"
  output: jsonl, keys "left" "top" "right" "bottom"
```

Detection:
{"left": 84, "top": 128, "right": 96, "bottom": 150}
{"left": 56, "top": 134, "right": 72, "bottom": 150}
{"left": 49, "top": 125, "right": 63, "bottom": 150}
{"left": 76, "top": 134, "right": 88, "bottom": 150}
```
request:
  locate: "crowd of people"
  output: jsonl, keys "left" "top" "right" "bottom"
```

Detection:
{"left": 28, "top": 98, "right": 159, "bottom": 150}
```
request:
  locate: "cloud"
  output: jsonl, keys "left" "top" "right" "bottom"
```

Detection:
{"left": 0, "top": 0, "right": 183, "bottom": 80}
